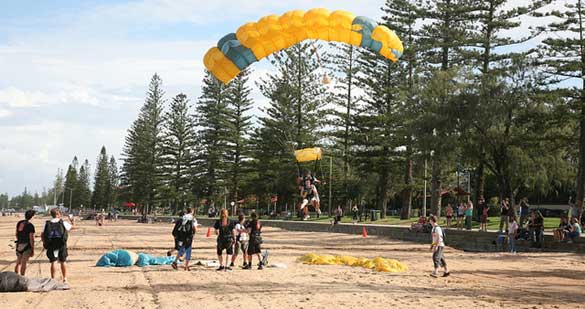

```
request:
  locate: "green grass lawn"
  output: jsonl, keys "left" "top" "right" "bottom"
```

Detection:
{"left": 270, "top": 214, "right": 561, "bottom": 231}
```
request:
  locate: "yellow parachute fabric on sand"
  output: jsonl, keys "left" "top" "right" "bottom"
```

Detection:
{"left": 295, "top": 147, "right": 323, "bottom": 162}
{"left": 205, "top": 8, "right": 404, "bottom": 84}
{"left": 298, "top": 253, "right": 408, "bottom": 273}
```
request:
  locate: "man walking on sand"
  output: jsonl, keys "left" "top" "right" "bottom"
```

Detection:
{"left": 429, "top": 215, "right": 450, "bottom": 278}
{"left": 171, "top": 208, "right": 197, "bottom": 271}
{"left": 41, "top": 208, "right": 72, "bottom": 283}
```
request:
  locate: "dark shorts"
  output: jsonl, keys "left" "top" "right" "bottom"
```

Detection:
{"left": 47, "top": 246, "right": 68, "bottom": 263}
{"left": 248, "top": 239, "right": 262, "bottom": 255}
{"left": 16, "top": 243, "right": 33, "bottom": 258}
{"left": 481, "top": 215, "right": 487, "bottom": 223}
{"left": 457, "top": 214, "right": 464, "bottom": 218}
{"left": 446, "top": 215, "right": 452, "bottom": 219}
{"left": 217, "top": 239, "right": 233, "bottom": 256}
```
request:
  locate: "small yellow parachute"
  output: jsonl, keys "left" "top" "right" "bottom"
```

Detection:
{"left": 298, "top": 253, "right": 408, "bottom": 273}
{"left": 204, "top": 8, "right": 404, "bottom": 84}
{"left": 295, "top": 147, "right": 323, "bottom": 163}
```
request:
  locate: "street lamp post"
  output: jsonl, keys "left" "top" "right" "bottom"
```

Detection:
{"left": 328, "top": 156, "right": 332, "bottom": 217}
{"left": 423, "top": 158, "right": 427, "bottom": 218}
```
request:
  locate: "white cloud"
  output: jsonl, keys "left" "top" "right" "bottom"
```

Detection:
{"left": 84, "top": 0, "right": 385, "bottom": 26}
{"left": 0, "top": 120, "right": 126, "bottom": 196}
{"left": 0, "top": 108, "right": 13, "bottom": 118}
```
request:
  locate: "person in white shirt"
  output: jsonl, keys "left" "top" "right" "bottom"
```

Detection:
{"left": 508, "top": 217, "right": 519, "bottom": 253}
{"left": 429, "top": 215, "right": 450, "bottom": 278}
{"left": 230, "top": 214, "right": 249, "bottom": 268}
{"left": 41, "top": 208, "right": 73, "bottom": 283}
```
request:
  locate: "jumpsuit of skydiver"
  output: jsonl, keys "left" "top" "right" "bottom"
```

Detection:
{"left": 300, "top": 184, "right": 320, "bottom": 219}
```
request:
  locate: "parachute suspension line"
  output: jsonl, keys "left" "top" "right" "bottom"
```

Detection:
{"left": 310, "top": 41, "right": 331, "bottom": 85}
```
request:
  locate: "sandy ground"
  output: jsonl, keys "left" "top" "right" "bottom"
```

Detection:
{"left": 0, "top": 216, "right": 583, "bottom": 309}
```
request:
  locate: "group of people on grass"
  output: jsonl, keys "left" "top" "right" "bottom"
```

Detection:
{"left": 445, "top": 200, "right": 474, "bottom": 231}
{"left": 14, "top": 208, "right": 73, "bottom": 284}
{"left": 554, "top": 216, "right": 582, "bottom": 243}
{"left": 170, "top": 207, "right": 264, "bottom": 272}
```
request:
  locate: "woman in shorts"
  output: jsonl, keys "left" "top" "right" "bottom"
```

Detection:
{"left": 445, "top": 204, "right": 453, "bottom": 228}
{"left": 245, "top": 212, "right": 264, "bottom": 270}
{"left": 456, "top": 202, "right": 465, "bottom": 230}
{"left": 481, "top": 204, "right": 489, "bottom": 232}
{"left": 230, "top": 214, "right": 248, "bottom": 268}
{"left": 214, "top": 209, "right": 236, "bottom": 271}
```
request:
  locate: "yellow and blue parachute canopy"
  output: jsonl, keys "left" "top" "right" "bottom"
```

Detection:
{"left": 295, "top": 147, "right": 323, "bottom": 163}
{"left": 204, "top": 8, "right": 404, "bottom": 84}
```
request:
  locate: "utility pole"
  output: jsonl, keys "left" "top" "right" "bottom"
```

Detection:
{"left": 328, "top": 156, "right": 333, "bottom": 217}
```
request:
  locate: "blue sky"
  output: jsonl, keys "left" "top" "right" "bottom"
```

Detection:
{"left": 0, "top": 0, "right": 571, "bottom": 198}
{"left": 0, "top": 0, "right": 386, "bottom": 198}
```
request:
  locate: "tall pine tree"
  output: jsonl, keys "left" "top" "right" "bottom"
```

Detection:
{"left": 121, "top": 74, "right": 166, "bottom": 214}
{"left": 92, "top": 146, "right": 110, "bottom": 209}
{"left": 162, "top": 93, "right": 197, "bottom": 213}
{"left": 538, "top": 0, "right": 585, "bottom": 210}
{"left": 195, "top": 72, "right": 231, "bottom": 206}
{"left": 225, "top": 69, "right": 254, "bottom": 204}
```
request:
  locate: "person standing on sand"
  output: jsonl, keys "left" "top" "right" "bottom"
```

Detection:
{"left": 41, "top": 208, "right": 72, "bottom": 283}
{"left": 230, "top": 214, "right": 249, "bottom": 268}
{"left": 245, "top": 211, "right": 264, "bottom": 270}
{"left": 429, "top": 215, "right": 450, "bottom": 278}
{"left": 214, "top": 209, "right": 236, "bottom": 271}
{"left": 14, "top": 210, "right": 36, "bottom": 276}
{"left": 171, "top": 208, "right": 197, "bottom": 271}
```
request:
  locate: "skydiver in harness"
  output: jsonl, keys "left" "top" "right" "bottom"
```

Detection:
{"left": 300, "top": 178, "right": 321, "bottom": 220}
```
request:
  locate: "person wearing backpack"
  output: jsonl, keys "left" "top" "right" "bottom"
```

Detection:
{"left": 214, "top": 209, "right": 237, "bottom": 271}
{"left": 429, "top": 215, "right": 450, "bottom": 278}
{"left": 14, "top": 210, "right": 36, "bottom": 275}
{"left": 41, "top": 208, "right": 72, "bottom": 283}
{"left": 171, "top": 208, "right": 197, "bottom": 271}
{"left": 244, "top": 211, "right": 264, "bottom": 270}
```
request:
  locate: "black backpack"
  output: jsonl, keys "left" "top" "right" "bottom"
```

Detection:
{"left": 174, "top": 219, "right": 194, "bottom": 241}
{"left": 43, "top": 220, "right": 68, "bottom": 250}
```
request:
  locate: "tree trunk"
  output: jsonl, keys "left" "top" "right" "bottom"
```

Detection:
{"left": 378, "top": 158, "right": 390, "bottom": 219}
{"left": 473, "top": 161, "right": 484, "bottom": 220}
{"left": 576, "top": 105, "right": 585, "bottom": 210}
{"left": 430, "top": 159, "right": 442, "bottom": 218}
{"left": 401, "top": 157, "right": 413, "bottom": 219}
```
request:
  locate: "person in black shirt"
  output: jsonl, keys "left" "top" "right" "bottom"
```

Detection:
{"left": 244, "top": 211, "right": 264, "bottom": 270}
{"left": 15, "top": 210, "right": 36, "bottom": 275}
{"left": 214, "top": 209, "right": 236, "bottom": 271}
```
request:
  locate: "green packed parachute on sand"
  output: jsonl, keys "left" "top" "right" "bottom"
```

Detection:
{"left": 298, "top": 253, "right": 408, "bottom": 273}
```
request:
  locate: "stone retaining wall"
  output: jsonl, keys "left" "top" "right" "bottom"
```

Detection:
{"left": 119, "top": 215, "right": 584, "bottom": 253}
